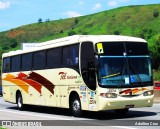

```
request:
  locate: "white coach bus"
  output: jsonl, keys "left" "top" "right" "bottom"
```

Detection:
{"left": 2, "top": 35, "right": 154, "bottom": 117}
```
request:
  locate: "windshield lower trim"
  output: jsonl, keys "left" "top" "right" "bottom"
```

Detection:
{"left": 100, "top": 55, "right": 150, "bottom": 58}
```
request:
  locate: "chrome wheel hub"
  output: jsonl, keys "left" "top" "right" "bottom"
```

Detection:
{"left": 18, "top": 97, "right": 22, "bottom": 108}
{"left": 73, "top": 100, "right": 80, "bottom": 111}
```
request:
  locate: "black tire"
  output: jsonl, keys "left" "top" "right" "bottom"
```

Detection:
{"left": 115, "top": 108, "right": 129, "bottom": 115}
{"left": 17, "top": 93, "right": 24, "bottom": 110}
{"left": 70, "top": 95, "right": 82, "bottom": 117}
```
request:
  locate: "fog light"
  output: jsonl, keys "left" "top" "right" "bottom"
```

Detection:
{"left": 108, "top": 103, "right": 111, "bottom": 106}
{"left": 100, "top": 93, "right": 117, "bottom": 98}
{"left": 148, "top": 100, "right": 151, "bottom": 103}
{"left": 143, "top": 90, "right": 153, "bottom": 96}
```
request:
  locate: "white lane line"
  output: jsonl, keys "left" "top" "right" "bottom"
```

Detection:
{"left": 113, "top": 126, "right": 137, "bottom": 129}
{"left": 0, "top": 109, "right": 138, "bottom": 128}
{"left": 0, "top": 109, "right": 72, "bottom": 120}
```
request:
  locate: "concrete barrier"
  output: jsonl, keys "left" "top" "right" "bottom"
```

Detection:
{"left": 154, "top": 90, "right": 160, "bottom": 103}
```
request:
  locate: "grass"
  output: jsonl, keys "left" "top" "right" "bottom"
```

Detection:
{"left": 0, "top": 127, "right": 7, "bottom": 129}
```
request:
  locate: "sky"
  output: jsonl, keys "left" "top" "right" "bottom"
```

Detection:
{"left": 0, "top": 0, "right": 160, "bottom": 32}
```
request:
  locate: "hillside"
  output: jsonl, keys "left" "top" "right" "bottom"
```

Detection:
{"left": 0, "top": 4, "right": 160, "bottom": 71}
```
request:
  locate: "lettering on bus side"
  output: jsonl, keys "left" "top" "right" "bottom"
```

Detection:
{"left": 58, "top": 72, "right": 78, "bottom": 80}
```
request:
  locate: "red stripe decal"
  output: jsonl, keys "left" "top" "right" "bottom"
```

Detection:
{"left": 16, "top": 72, "right": 42, "bottom": 94}
{"left": 27, "top": 72, "right": 55, "bottom": 95}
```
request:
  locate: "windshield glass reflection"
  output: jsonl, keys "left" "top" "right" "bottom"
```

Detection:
{"left": 98, "top": 56, "right": 152, "bottom": 87}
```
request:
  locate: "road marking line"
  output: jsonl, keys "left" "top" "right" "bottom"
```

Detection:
{"left": 0, "top": 109, "right": 138, "bottom": 128}
{"left": 113, "top": 126, "right": 137, "bottom": 129}
{"left": 0, "top": 109, "right": 72, "bottom": 120}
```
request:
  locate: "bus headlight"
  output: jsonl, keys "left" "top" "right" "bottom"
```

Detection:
{"left": 143, "top": 90, "right": 153, "bottom": 96}
{"left": 100, "top": 93, "right": 117, "bottom": 98}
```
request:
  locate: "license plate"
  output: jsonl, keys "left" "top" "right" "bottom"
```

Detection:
{"left": 125, "top": 105, "right": 134, "bottom": 108}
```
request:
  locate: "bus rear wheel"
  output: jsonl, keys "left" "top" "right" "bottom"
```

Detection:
{"left": 70, "top": 95, "right": 82, "bottom": 117}
{"left": 115, "top": 108, "right": 129, "bottom": 115}
{"left": 17, "top": 93, "right": 24, "bottom": 110}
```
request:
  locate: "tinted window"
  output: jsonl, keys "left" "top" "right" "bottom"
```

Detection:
{"left": 33, "top": 51, "right": 46, "bottom": 70}
{"left": 81, "top": 42, "right": 96, "bottom": 90}
{"left": 3, "top": 57, "right": 11, "bottom": 72}
{"left": 11, "top": 55, "right": 21, "bottom": 72}
{"left": 96, "top": 42, "right": 124, "bottom": 56}
{"left": 63, "top": 44, "right": 79, "bottom": 69}
{"left": 96, "top": 42, "right": 149, "bottom": 56}
{"left": 125, "top": 42, "right": 149, "bottom": 55}
{"left": 47, "top": 48, "right": 61, "bottom": 68}
{"left": 22, "top": 53, "right": 33, "bottom": 71}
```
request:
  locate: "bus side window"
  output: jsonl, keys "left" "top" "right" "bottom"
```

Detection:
{"left": 62, "top": 44, "right": 79, "bottom": 70}
{"left": 22, "top": 53, "right": 33, "bottom": 71}
{"left": 46, "top": 47, "right": 61, "bottom": 69}
{"left": 11, "top": 55, "right": 21, "bottom": 72}
{"left": 81, "top": 42, "right": 96, "bottom": 90}
{"left": 3, "top": 57, "right": 11, "bottom": 73}
{"left": 33, "top": 51, "right": 46, "bottom": 70}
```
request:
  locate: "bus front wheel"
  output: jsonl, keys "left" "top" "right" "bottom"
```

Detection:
{"left": 17, "top": 93, "right": 24, "bottom": 110}
{"left": 70, "top": 95, "right": 82, "bottom": 117}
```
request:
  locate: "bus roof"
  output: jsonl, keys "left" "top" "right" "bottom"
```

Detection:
{"left": 2, "top": 35, "right": 147, "bottom": 57}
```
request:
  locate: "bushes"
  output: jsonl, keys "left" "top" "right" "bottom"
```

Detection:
{"left": 2, "top": 46, "right": 9, "bottom": 50}
{"left": 153, "top": 70, "right": 160, "bottom": 81}
{"left": 68, "top": 30, "right": 76, "bottom": 36}
{"left": 114, "top": 31, "right": 120, "bottom": 35}
{"left": 82, "top": 32, "right": 88, "bottom": 35}
{"left": 74, "top": 18, "right": 79, "bottom": 25}
{"left": 153, "top": 10, "right": 159, "bottom": 17}
{"left": 148, "top": 34, "right": 160, "bottom": 69}
{"left": 60, "top": 30, "right": 63, "bottom": 34}
{"left": 10, "top": 42, "right": 18, "bottom": 48}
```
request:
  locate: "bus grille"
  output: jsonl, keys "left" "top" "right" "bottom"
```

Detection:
{"left": 120, "top": 95, "right": 140, "bottom": 97}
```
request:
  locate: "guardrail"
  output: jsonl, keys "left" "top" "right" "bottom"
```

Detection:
{"left": 154, "top": 90, "right": 160, "bottom": 103}
{"left": 154, "top": 81, "right": 160, "bottom": 103}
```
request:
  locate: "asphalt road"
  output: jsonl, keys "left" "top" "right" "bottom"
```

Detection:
{"left": 0, "top": 96, "right": 159, "bottom": 129}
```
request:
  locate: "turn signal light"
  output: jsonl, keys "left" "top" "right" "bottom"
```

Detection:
{"left": 100, "top": 93, "right": 117, "bottom": 98}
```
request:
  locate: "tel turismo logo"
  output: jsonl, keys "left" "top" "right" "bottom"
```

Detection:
{"left": 59, "top": 72, "right": 67, "bottom": 80}
{"left": 59, "top": 72, "right": 78, "bottom": 80}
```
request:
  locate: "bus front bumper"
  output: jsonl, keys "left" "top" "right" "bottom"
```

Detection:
{"left": 98, "top": 95, "right": 154, "bottom": 111}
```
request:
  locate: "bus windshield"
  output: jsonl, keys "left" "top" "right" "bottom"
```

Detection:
{"left": 96, "top": 42, "right": 153, "bottom": 88}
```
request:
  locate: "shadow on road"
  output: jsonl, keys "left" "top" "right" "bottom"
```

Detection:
{"left": 7, "top": 105, "right": 157, "bottom": 120}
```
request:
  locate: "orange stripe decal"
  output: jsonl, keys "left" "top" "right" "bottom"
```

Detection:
{"left": 3, "top": 72, "right": 55, "bottom": 95}
{"left": 132, "top": 88, "right": 140, "bottom": 94}
{"left": 3, "top": 74, "right": 29, "bottom": 93}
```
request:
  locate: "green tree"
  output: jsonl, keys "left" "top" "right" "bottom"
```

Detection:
{"left": 60, "top": 30, "right": 63, "bottom": 34}
{"left": 38, "top": 18, "right": 42, "bottom": 23}
{"left": 46, "top": 19, "right": 50, "bottom": 22}
{"left": 148, "top": 35, "right": 160, "bottom": 69}
{"left": 153, "top": 10, "right": 159, "bottom": 17}
{"left": 68, "top": 30, "right": 76, "bottom": 36}
{"left": 114, "top": 31, "right": 120, "bottom": 35}
{"left": 10, "top": 38, "right": 18, "bottom": 48}
{"left": 74, "top": 18, "right": 79, "bottom": 25}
